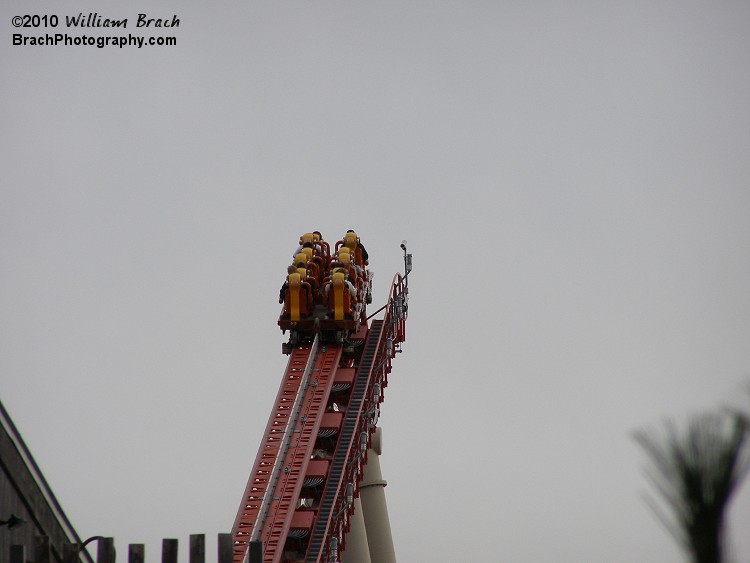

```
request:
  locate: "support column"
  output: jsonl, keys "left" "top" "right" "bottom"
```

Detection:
{"left": 359, "top": 427, "right": 396, "bottom": 563}
{"left": 341, "top": 497, "right": 371, "bottom": 563}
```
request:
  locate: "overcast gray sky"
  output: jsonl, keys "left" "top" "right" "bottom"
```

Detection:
{"left": 3, "top": 1, "right": 750, "bottom": 561}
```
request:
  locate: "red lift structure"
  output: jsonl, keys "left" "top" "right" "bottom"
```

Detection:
{"left": 231, "top": 242, "right": 411, "bottom": 563}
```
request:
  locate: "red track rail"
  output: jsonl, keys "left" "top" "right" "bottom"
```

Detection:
{"left": 231, "top": 345, "right": 311, "bottom": 560}
{"left": 260, "top": 344, "right": 342, "bottom": 560}
{"left": 231, "top": 342, "right": 342, "bottom": 562}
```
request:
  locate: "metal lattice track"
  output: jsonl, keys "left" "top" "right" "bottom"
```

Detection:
{"left": 305, "top": 320, "right": 383, "bottom": 562}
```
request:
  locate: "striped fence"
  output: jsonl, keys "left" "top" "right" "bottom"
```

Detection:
{"left": 8, "top": 533, "right": 234, "bottom": 563}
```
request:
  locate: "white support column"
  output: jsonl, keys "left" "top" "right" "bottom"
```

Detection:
{"left": 341, "top": 496, "right": 371, "bottom": 563}
{"left": 359, "top": 427, "right": 396, "bottom": 563}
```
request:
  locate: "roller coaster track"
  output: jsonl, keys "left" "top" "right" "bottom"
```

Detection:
{"left": 304, "top": 320, "right": 383, "bottom": 562}
{"left": 231, "top": 272, "right": 408, "bottom": 563}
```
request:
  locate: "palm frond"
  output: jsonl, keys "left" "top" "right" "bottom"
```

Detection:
{"left": 634, "top": 409, "right": 750, "bottom": 563}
